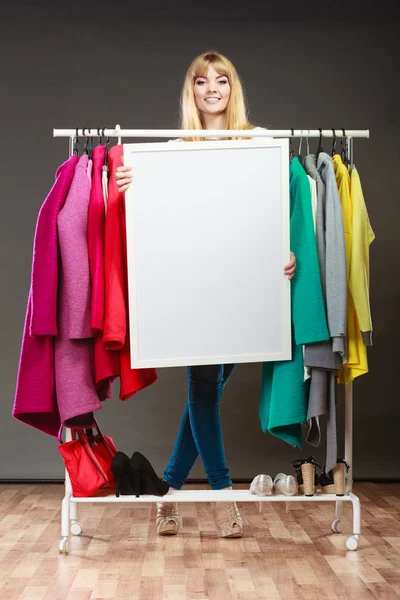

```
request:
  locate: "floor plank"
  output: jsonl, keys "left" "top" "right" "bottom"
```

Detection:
{"left": 0, "top": 483, "right": 399, "bottom": 599}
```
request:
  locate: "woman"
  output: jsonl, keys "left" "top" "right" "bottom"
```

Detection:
{"left": 116, "top": 50, "right": 296, "bottom": 538}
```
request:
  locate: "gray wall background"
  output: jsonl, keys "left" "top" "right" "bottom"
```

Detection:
{"left": 1, "top": 1, "right": 398, "bottom": 481}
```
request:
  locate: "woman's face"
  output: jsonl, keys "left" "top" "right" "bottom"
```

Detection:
{"left": 193, "top": 64, "right": 231, "bottom": 116}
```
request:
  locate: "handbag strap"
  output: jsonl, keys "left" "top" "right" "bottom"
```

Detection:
{"left": 72, "top": 417, "right": 116, "bottom": 459}
{"left": 70, "top": 418, "right": 116, "bottom": 485}
{"left": 91, "top": 417, "right": 116, "bottom": 458}
{"left": 75, "top": 429, "right": 110, "bottom": 483}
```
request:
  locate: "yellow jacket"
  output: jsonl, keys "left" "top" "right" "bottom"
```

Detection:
{"left": 333, "top": 155, "right": 375, "bottom": 383}
{"left": 349, "top": 167, "right": 375, "bottom": 344}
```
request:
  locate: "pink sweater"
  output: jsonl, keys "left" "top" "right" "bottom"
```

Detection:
{"left": 55, "top": 154, "right": 101, "bottom": 428}
{"left": 13, "top": 155, "right": 79, "bottom": 441}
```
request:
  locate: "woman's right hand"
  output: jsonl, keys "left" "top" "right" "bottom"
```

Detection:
{"left": 115, "top": 157, "right": 133, "bottom": 193}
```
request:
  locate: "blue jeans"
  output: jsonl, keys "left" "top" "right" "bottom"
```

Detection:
{"left": 163, "top": 364, "right": 236, "bottom": 490}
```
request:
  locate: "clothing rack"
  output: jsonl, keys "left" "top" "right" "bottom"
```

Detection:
{"left": 54, "top": 126, "right": 369, "bottom": 555}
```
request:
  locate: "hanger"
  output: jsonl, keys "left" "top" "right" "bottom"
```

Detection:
{"left": 331, "top": 129, "right": 337, "bottom": 156}
{"left": 88, "top": 130, "right": 93, "bottom": 160}
{"left": 73, "top": 127, "right": 79, "bottom": 155}
{"left": 298, "top": 129, "right": 310, "bottom": 159}
{"left": 289, "top": 128, "right": 295, "bottom": 161}
{"left": 82, "top": 127, "right": 89, "bottom": 155}
{"left": 83, "top": 128, "right": 89, "bottom": 155}
{"left": 316, "top": 128, "right": 324, "bottom": 163}
{"left": 97, "top": 127, "right": 103, "bottom": 146}
{"left": 340, "top": 128, "right": 348, "bottom": 165}
{"left": 103, "top": 128, "right": 110, "bottom": 167}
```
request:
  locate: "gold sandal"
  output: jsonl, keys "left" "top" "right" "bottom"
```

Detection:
{"left": 215, "top": 502, "right": 243, "bottom": 538}
{"left": 156, "top": 502, "right": 180, "bottom": 535}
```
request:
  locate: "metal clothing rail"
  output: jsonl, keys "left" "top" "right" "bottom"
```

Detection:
{"left": 57, "top": 127, "right": 365, "bottom": 555}
{"left": 53, "top": 126, "right": 369, "bottom": 139}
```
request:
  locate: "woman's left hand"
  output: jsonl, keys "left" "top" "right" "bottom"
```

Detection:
{"left": 284, "top": 251, "right": 296, "bottom": 280}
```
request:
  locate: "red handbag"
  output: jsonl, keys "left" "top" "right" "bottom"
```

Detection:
{"left": 58, "top": 420, "right": 117, "bottom": 497}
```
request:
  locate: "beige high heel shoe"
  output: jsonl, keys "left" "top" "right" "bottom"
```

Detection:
{"left": 156, "top": 502, "right": 180, "bottom": 535}
{"left": 215, "top": 502, "right": 243, "bottom": 538}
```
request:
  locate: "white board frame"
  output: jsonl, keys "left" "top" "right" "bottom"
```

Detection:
{"left": 124, "top": 138, "right": 291, "bottom": 368}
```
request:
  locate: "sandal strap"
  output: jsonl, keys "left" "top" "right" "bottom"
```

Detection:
{"left": 292, "top": 456, "right": 321, "bottom": 469}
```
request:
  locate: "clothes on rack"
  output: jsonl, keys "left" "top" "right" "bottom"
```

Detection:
{"left": 259, "top": 157, "right": 330, "bottom": 448}
{"left": 301, "top": 152, "right": 374, "bottom": 469}
{"left": 349, "top": 167, "right": 374, "bottom": 346}
{"left": 13, "top": 133, "right": 374, "bottom": 474}
{"left": 88, "top": 145, "right": 119, "bottom": 398}
{"left": 259, "top": 149, "right": 374, "bottom": 472}
{"left": 338, "top": 163, "right": 375, "bottom": 383}
{"left": 302, "top": 151, "right": 347, "bottom": 473}
{"left": 104, "top": 145, "right": 158, "bottom": 399}
{"left": 55, "top": 154, "right": 101, "bottom": 428}
{"left": 13, "top": 148, "right": 157, "bottom": 441}
{"left": 13, "top": 155, "right": 79, "bottom": 441}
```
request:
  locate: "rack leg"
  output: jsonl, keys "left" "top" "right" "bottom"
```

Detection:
{"left": 346, "top": 493, "right": 361, "bottom": 550}
{"left": 59, "top": 426, "right": 72, "bottom": 554}
{"left": 335, "top": 500, "right": 343, "bottom": 519}
{"left": 59, "top": 493, "right": 70, "bottom": 554}
{"left": 331, "top": 500, "right": 344, "bottom": 533}
{"left": 70, "top": 501, "right": 77, "bottom": 522}
{"left": 61, "top": 494, "right": 71, "bottom": 536}
{"left": 345, "top": 382, "right": 353, "bottom": 493}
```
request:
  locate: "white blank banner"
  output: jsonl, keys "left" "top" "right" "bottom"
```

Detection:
{"left": 124, "top": 138, "right": 291, "bottom": 368}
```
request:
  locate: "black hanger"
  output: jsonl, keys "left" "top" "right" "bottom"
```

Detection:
{"left": 331, "top": 129, "right": 337, "bottom": 156}
{"left": 73, "top": 127, "right": 79, "bottom": 155}
{"left": 83, "top": 128, "right": 89, "bottom": 155}
{"left": 88, "top": 130, "right": 94, "bottom": 160}
{"left": 97, "top": 127, "right": 103, "bottom": 146}
{"left": 103, "top": 128, "right": 110, "bottom": 167}
{"left": 316, "top": 128, "right": 324, "bottom": 163}
{"left": 289, "top": 128, "right": 295, "bottom": 160}
{"left": 340, "top": 128, "right": 348, "bottom": 165}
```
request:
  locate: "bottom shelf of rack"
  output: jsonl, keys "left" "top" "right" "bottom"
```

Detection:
{"left": 70, "top": 490, "right": 355, "bottom": 503}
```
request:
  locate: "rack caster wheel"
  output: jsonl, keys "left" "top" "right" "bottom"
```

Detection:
{"left": 59, "top": 537, "right": 69, "bottom": 555}
{"left": 346, "top": 535, "right": 359, "bottom": 551}
{"left": 331, "top": 519, "right": 343, "bottom": 534}
{"left": 70, "top": 521, "right": 83, "bottom": 536}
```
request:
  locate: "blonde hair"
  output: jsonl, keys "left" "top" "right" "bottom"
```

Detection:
{"left": 179, "top": 50, "right": 256, "bottom": 142}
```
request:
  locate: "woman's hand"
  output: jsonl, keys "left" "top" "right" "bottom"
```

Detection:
{"left": 115, "top": 156, "right": 133, "bottom": 193}
{"left": 284, "top": 251, "right": 296, "bottom": 280}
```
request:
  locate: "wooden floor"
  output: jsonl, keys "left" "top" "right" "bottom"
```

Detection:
{"left": 0, "top": 483, "right": 400, "bottom": 600}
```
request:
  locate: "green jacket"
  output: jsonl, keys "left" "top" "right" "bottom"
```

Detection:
{"left": 259, "top": 157, "right": 329, "bottom": 448}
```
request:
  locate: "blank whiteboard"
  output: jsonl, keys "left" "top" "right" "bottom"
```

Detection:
{"left": 123, "top": 138, "right": 291, "bottom": 368}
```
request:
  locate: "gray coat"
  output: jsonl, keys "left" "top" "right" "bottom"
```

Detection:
{"left": 302, "top": 153, "right": 347, "bottom": 473}
{"left": 303, "top": 153, "right": 347, "bottom": 368}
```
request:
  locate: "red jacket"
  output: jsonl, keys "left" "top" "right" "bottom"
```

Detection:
{"left": 88, "top": 145, "right": 119, "bottom": 396}
{"left": 104, "top": 145, "right": 157, "bottom": 399}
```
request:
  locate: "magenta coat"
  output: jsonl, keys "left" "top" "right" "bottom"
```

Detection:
{"left": 13, "top": 155, "right": 79, "bottom": 441}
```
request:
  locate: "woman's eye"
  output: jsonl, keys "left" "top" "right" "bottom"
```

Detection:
{"left": 195, "top": 79, "right": 228, "bottom": 85}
